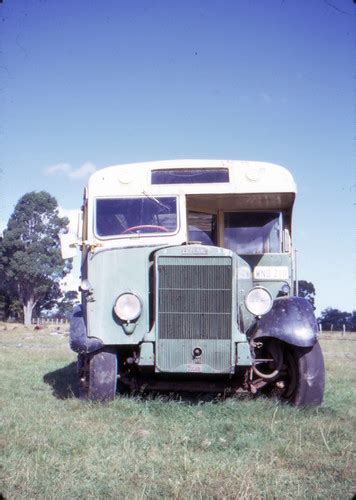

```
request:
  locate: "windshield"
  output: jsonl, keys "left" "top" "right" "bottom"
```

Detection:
{"left": 95, "top": 196, "right": 178, "bottom": 237}
{"left": 224, "top": 212, "right": 281, "bottom": 254}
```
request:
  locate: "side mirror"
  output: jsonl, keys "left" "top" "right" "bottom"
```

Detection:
{"left": 60, "top": 232, "right": 78, "bottom": 259}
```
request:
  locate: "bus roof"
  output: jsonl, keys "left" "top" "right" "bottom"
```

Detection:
{"left": 87, "top": 160, "right": 297, "bottom": 201}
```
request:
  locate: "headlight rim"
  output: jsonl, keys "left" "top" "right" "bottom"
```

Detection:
{"left": 114, "top": 292, "right": 143, "bottom": 322}
{"left": 245, "top": 286, "right": 273, "bottom": 317}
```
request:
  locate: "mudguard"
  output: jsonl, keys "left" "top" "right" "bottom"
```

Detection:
{"left": 253, "top": 297, "right": 318, "bottom": 347}
{"left": 70, "top": 305, "right": 103, "bottom": 354}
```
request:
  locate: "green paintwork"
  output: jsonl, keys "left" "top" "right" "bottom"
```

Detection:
{"left": 156, "top": 339, "right": 233, "bottom": 374}
{"left": 242, "top": 253, "right": 292, "bottom": 295}
{"left": 138, "top": 342, "right": 155, "bottom": 366}
{"left": 153, "top": 245, "right": 249, "bottom": 373}
{"left": 86, "top": 246, "right": 159, "bottom": 345}
{"left": 238, "top": 253, "right": 292, "bottom": 331}
{"left": 83, "top": 243, "right": 291, "bottom": 373}
{"left": 236, "top": 342, "right": 252, "bottom": 366}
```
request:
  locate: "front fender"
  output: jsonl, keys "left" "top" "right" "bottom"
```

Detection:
{"left": 253, "top": 297, "right": 318, "bottom": 347}
{"left": 70, "top": 305, "right": 103, "bottom": 354}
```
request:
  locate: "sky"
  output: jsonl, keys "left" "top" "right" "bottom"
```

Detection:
{"left": 0, "top": 0, "right": 355, "bottom": 314}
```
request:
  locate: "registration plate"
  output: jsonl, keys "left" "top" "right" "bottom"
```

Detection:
{"left": 187, "top": 364, "right": 203, "bottom": 373}
{"left": 253, "top": 266, "right": 289, "bottom": 280}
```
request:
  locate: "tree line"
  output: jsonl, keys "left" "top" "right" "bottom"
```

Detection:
{"left": 0, "top": 191, "right": 355, "bottom": 330}
{"left": 296, "top": 280, "right": 356, "bottom": 331}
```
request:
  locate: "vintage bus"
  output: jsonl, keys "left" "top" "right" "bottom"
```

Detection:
{"left": 61, "top": 159, "right": 325, "bottom": 405}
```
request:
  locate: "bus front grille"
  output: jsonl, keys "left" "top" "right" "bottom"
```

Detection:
{"left": 157, "top": 256, "right": 232, "bottom": 341}
{"left": 156, "top": 256, "right": 233, "bottom": 372}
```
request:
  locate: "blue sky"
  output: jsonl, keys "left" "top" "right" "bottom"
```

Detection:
{"left": 1, "top": 0, "right": 354, "bottom": 314}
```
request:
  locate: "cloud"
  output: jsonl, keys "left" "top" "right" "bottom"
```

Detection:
{"left": 44, "top": 161, "right": 96, "bottom": 180}
{"left": 260, "top": 92, "right": 272, "bottom": 104}
{"left": 45, "top": 163, "right": 72, "bottom": 175}
{"left": 68, "top": 162, "right": 96, "bottom": 179}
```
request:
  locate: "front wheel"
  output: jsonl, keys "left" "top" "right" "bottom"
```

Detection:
{"left": 252, "top": 339, "right": 325, "bottom": 406}
{"left": 78, "top": 349, "right": 118, "bottom": 401}
{"left": 287, "top": 342, "right": 325, "bottom": 406}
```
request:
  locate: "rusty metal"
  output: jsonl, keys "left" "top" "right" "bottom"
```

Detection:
{"left": 252, "top": 340, "right": 283, "bottom": 380}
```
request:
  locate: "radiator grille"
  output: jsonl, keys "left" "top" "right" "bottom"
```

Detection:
{"left": 157, "top": 256, "right": 232, "bottom": 340}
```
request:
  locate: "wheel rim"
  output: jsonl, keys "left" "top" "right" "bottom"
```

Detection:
{"left": 282, "top": 350, "right": 298, "bottom": 398}
{"left": 252, "top": 340, "right": 283, "bottom": 379}
{"left": 252, "top": 339, "right": 299, "bottom": 400}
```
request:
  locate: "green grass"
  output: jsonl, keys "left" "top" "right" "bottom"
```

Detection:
{"left": 1, "top": 324, "right": 355, "bottom": 499}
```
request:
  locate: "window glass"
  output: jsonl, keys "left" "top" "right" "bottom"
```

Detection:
{"left": 188, "top": 212, "right": 217, "bottom": 245}
{"left": 96, "top": 197, "right": 177, "bottom": 237}
{"left": 224, "top": 212, "right": 281, "bottom": 254}
{"left": 151, "top": 168, "right": 229, "bottom": 184}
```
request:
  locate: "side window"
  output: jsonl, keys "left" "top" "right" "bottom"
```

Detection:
{"left": 188, "top": 212, "right": 217, "bottom": 245}
{"left": 224, "top": 212, "right": 281, "bottom": 254}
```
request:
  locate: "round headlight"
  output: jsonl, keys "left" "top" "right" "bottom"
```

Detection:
{"left": 245, "top": 287, "right": 273, "bottom": 316}
{"left": 114, "top": 293, "right": 142, "bottom": 322}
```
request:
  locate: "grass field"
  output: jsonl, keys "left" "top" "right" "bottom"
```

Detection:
{"left": 1, "top": 324, "right": 355, "bottom": 499}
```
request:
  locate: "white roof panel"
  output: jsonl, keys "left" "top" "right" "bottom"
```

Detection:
{"left": 87, "top": 159, "right": 297, "bottom": 198}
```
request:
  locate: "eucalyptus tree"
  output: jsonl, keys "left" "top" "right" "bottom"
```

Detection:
{"left": 1, "top": 191, "right": 71, "bottom": 325}
{"left": 297, "top": 280, "right": 316, "bottom": 309}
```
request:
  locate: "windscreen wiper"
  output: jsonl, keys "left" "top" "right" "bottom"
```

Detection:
{"left": 142, "top": 190, "right": 170, "bottom": 212}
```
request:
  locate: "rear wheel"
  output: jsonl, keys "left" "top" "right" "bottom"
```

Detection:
{"left": 252, "top": 339, "right": 325, "bottom": 406}
{"left": 78, "top": 349, "right": 118, "bottom": 401}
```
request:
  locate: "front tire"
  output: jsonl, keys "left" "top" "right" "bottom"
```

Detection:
{"left": 287, "top": 342, "right": 325, "bottom": 406}
{"left": 78, "top": 349, "right": 118, "bottom": 401}
{"left": 252, "top": 339, "right": 325, "bottom": 406}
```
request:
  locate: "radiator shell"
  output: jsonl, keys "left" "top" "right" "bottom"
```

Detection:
{"left": 155, "top": 246, "right": 239, "bottom": 373}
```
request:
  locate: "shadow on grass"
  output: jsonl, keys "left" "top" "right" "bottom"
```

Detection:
{"left": 43, "top": 362, "right": 79, "bottom": 399}
{"left": 125, "top": 387, "right": 255, "bottom": 405}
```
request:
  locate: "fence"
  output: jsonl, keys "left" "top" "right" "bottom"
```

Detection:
{"left": 318, "top": 323, "right": 352, "bottom": 335}
{"left": 32, "top": 317, "right": 69, "bottom": 325}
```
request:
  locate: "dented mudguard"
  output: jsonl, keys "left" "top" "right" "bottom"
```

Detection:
{"left": 254, "top": 297, "right": 318, "bottom": 347}
{"left": 70, "top": 305, "right": 103, "bottom": 354}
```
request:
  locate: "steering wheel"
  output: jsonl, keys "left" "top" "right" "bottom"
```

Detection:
{"left": 123, "top": 224, "right": 169, "bottom": 234}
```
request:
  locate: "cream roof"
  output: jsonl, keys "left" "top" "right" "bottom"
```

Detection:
{"left": 87, "top": 159, "right": 297, "bottom": 198}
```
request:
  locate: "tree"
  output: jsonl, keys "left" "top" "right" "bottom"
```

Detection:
{"left": 350, "top": 311, "right": 356, "bottom": 332}
{"left": 1, "top": 191, "right": 71, "bottom": 326}
{"left": 0, "top": 290, "right": 11, "bottom": 321}
{"left": 57, "top": 290, "right": 79, "bottom": 319}
{"left": 297, "top": 280, "right": 316, "bottom": 309}
{"left": 33, "top": 282, "right": 62, "bottom": 319}
{"left": 317, "top": 308, "right": 356, "bottom": 332}
{"left": 0, "top": 237, "right": 17, "bottom": 321}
